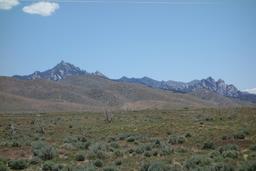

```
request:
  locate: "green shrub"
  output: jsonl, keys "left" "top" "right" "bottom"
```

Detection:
{"left": 222, "top": 135, "right": 231, "bottom": 140}
{"left": 103, "top": 166, "right": 118, "bottom": 171}
{"left": 77, "top": 141, "right": 91, "bottom": 150}
{"left": 154, "top": 139, "right": 161, "bottom": 145}
{"left": 30, "top": 156, "right": 40, "bottom": 165}
{"left": 107, "top": 137, "right": 116, "bottom": 143}
{"left": 176, "top": 147, "right": 187, "bottom": 153}
{"left": 42, "top": 161, "right": 54, "bottom": 171}
{"left": 159, "top": 144, "right": 172, "bottom": 156}
{"left": 202, "top": 141, "right": 215, "bottom": 150}
{"left": 0, "top": 162, "right": 8, "bottom": 171}
{"left": 126, "top": 149, "right": 133, "bottom": 154}
{"left": 239, "top": 128, "right": 250, "bottom": 135}
{"left": 8, "top": 160, "right": 28, "bottom": 170}
{"left": 144, "top": 152, "right": 151, "bottom": 157}
{"left": 32, "top": 141, "right": 57, "bottom": 160}
{"left": 114, "top": 150, "right": 123, "bottom": 157}
{"left": 185, "top": 132, "right": 192, "bottom": 138}
{"left": 42, "top": 161, "right": 63, "bottom": 171}
{"left": 152, "top": 150, "right": 158, "bottom": 156}
{"left": 152, "top": 139, "right": 161, "bottom": 148}
{"left": 239, "top": 160, "right": 256, "bottom": 171}
{"left": 218, "top": 144, "right": 239, "bottom": 154}
{"left": 75, "top": 153, "right": 85, "bottom": 161}
{"left": 249, "top": 144, "right": 256, "bottom": 151}
{"left": 88, "top": 143, "right": 107, "bottom": 160}
{"left": 145, "top": 144, "right": 152, "bottom": 151}
{"left": 140, "top": 163, "right": 150, "bottom": 171}
{"left": 11, "top": 141, "right": 21, "bottom": 147}
{"left": 110, "top": 142, "right": 119, "bottom": 149}
{"left": 222, "top": 150, "right": 239, "bottom": 159}
{"left": 248, "top": 152, "right": 256, "bottom": 160}
{"left": 205, "top": 117, "right": 214, "bottom": 121}
{"left": 119, "top": 133, "right": 130, "bottom": 140}
{"left": 234, "top": 132, "right": 245, "bottom": 139}
{"left": 65, "top": 165, "right": 96, "bottom": 171}
{"left": 210, "top": 162, "right": 235, "bottom": 171}
{"left": 209, "top": 150, "right": 223, "bottom": 162}
{"left": 141, "top": 161, "right": 170, "bottom": 171}
{"left": 136, "top": 146, "right": 145, "bottom": 154}
{"left": 115, "top": 160, "right": 122, "bottom": 166}
{"left": 63, "top": 136, "right": 90, "bottom": 150}
{"left": 126, "top": 137, "right": 135, "bottom": 142}
{"left": 94, "top": 159, "right": 103, "bottom": 168}
{"left": 184, "top": 155, "right": 212, "bottom": 169}
{"left": 168, "top": 135, "right": 185, "bottom": 145}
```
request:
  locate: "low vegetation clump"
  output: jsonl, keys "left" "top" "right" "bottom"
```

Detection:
{"left": 30, "top": 157, "right": 40, "bottom": 165}
{"left": 63, "top": 136, "right": 91, "bottom": 150}
{"left": 114, "top": 160, "right": 122, "bottom": 166}
{"left": 103, "top": 166, "right": 118, "bottom": 171}
{"left": 202, "top": 141, "right": 215, "bottom": 150}
{"left": 184, "top": 155, "right": 212, "bottom": 170}
{"left": 94, "top": 159, "right": 103, "bottom": 168}
{"left": 223, "top": 150, "right": 239, "bottom": 159}
{"left": 159, "top": 143, "right": 173, "bottom": 156}
{"left": 42, "top": 161, "right": 63, "bottom": 171}
{"left": 141, "top": 161, "right": 171, "bottom": 171}
{"left": 210, "top": 162, "right": 235, "bottom": 171}
{"left": 218, "top": 144, "right": 239, "bottom": 154}
{"left": 185, "top": 132, "right": 192, "bottom": 138}
{"left": 0, "top": 161, "right": 8, "bottom": 171}
{"left": 88, "top": 143, "right": 107, "bottom": 160}
{"left": 32, "top": 141, "right": 57, "bottom": 160}
{"left": 75, "top": 152, "right": 85, "bottom": 161}
{"left": 126, "top": 137, "right": 135, "bottom": 142}
{"left": 249, "top": 144, "right": 256, "bottom": 151}
{"left": 8, "top": 160, "right": 28, "bottom": 170}
{"left": 144, "top": 151, "right": 151, "bottom": 157}
{"left": 110, "top": 142, "right": 119, "bottom": 149}
{"left": 239, "top": 160, "right": 256, "bottom": 171}
{"left": 234, "top": 132, "right": 246, "bottom": 140}
{"left": 168, "top": 135, "right": 186, "bottom": 145}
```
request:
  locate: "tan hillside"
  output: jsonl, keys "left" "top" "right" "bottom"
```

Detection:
{"left": 0, "top": 76, "right": 251, "bottom": 113}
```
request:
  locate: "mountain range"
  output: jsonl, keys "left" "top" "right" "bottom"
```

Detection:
{"left": 0, "top": 61, "right": 255, "bottom": 113}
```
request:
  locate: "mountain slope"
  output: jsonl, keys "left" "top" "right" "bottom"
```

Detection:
{"left": 12, "top": 60, "right": 255, "bottom": 103}
{"left": 0, "top": 75, "right": 250, "bottom": 113}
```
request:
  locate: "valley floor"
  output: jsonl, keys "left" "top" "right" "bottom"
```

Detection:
{"left": 0, "top": 108, "right": 256, "bottom": 171}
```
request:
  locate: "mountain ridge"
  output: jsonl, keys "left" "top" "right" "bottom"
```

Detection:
{"left": 2, "top": 75, "right": 243, "bottom": 113}
{"left": 13, "top": 60, "right": 107, "bottom": 81}
{"left": 10, "top": 61, "right": 256, "bottom": 104}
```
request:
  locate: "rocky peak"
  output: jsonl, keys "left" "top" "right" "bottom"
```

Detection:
{"left": 13, "top": 61, "right": 105, "bottom": 81}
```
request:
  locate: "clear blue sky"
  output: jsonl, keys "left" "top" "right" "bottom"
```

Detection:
{"left": 0, "top": 0, "right": 256, "bottom": 89}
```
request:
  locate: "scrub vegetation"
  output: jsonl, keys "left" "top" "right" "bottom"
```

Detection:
{"left": 0, "top": 107, "right": 255, "bottom": 170}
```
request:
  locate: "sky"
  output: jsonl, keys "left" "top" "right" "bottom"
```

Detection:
{"left": 0, "top": 0, "right": 256, "bottom": 90}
